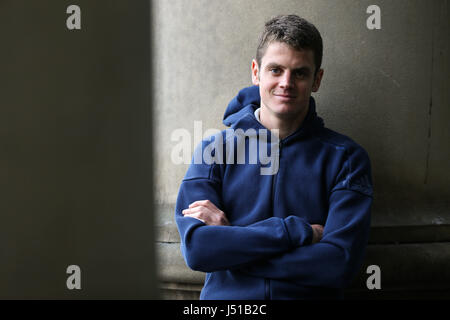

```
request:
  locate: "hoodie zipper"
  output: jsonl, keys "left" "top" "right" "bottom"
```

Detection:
{"left": 265, "top": 140, "right": 282, "bottom": 300}
{"left": 271, "top": 140, "right": 283, "bottom": 204}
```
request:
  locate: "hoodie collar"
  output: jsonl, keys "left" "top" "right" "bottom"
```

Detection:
{"left": 223, "top": 85, "right": 324, "bottom": 139}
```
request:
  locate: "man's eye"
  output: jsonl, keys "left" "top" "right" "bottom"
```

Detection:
{"left": 270, "top": 68, "right": 281, "bottom": 74}
{"left": 295, "top": 71, "right": 308, "bottom": 79}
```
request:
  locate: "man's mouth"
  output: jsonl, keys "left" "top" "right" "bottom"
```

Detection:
{"left": 273, "top": 92, "right": 297, "bottom": 99}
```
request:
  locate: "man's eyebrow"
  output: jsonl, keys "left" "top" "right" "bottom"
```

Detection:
{"left": 293, "top": 66, "right": 312, "bottom": 73}
{"left": 265, "top": 63, "right": 283, "bottom": 69}
{"left": 265, "top": 63, "right": 312, "bottom": 73}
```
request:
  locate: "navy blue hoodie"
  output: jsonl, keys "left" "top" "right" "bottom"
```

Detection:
{"left": 175, "top": 86, "right": 373, "bottom": 299}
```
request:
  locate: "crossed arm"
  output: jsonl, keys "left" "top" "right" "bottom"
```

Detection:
{"left": 182, "top": 199, "right": 324, "bottom": 243}
{"left": 176, "top": 179, "right": 371, "bottom": 288}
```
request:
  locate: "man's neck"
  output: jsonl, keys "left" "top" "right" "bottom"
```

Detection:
{"left": 259, "top": 105, "right": 309, "bottom": 140}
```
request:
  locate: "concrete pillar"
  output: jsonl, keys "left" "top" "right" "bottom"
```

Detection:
{"left": 1, "top": 1, "right": 157, "bottom": 299}
{"left": 153, "top": 0, "right": 450, "bottom": 298}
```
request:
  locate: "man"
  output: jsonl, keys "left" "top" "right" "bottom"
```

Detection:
{"left": 175, "top": 15, "right": 373, "bottom": 299}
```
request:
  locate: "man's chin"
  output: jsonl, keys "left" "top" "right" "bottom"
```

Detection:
{"left": 261, "top": 100, "right": 308, "bottom": 119}
{"left": 272, "top": 104, "right": 303, "bottom": 116}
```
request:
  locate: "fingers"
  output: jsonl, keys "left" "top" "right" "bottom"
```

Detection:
{"left": 182, "top": 201, "right": 229, "bottom": 226}
{"left": 311, "top": 224, "right": 324, "bottom": 244}
{"left": 182, "top": 206, "right": 202, "bottom": 215}
{"left": 182, "top": 207, "right": 208, "bottom": 224}
{"left": 189, "top": 200, "right": 215, "bottom": 209}
{"left": 183, "top": 213, "right": 205, "bottom": 224}
{"left": 184, "top": 200, "right": 216, "bottom": 218}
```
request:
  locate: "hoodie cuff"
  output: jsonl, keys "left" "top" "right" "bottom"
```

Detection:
{"left": 283, "top": 216, "right": 313, "bottom": 247}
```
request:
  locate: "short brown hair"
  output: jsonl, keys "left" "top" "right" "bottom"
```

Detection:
{"left": 256, "top": 15, "right": 323, "bottom": 74}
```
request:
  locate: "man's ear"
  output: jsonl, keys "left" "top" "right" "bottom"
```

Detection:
{"left": 251, "top": 59, "right": 260, "bottom": 86}
{"left": 312, "top": 68, "right": 324, "bottom": 92}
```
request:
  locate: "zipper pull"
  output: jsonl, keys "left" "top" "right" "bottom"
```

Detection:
{"left": 278, "top": 140, "right": 283, "bottom": 158}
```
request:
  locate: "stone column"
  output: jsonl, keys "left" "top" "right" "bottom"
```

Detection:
{"left": 1, "top": 1, "right": 157, "bottom": 299}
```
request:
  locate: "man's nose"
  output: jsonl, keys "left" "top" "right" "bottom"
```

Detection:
{"left": 279, "top": 71, "right": 294, "bottom": 88}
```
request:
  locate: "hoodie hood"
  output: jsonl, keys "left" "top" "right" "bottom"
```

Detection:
{"left": 223, "top": 85, "right": 324, "bottom": 135}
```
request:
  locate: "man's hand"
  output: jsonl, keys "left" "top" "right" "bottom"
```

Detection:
{"left": 311, "top": 224, "right": 324, "bottom": 244}
{"left": 182, "top": 200, "right": 230, "bottom": 226}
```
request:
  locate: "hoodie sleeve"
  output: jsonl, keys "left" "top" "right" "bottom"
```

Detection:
{"left": 175, "top": 138, "right": 314, "bottom": 273}
{"left": 240, "top": 145, "right": 373, "bottom": 288}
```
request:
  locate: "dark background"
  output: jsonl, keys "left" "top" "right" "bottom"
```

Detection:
{"left": 0, "top": 1, "right": 157, "bottom": 298}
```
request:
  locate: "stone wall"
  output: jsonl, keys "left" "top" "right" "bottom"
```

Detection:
{"left": 152, "top": 0, "right": 450, "bottom": 299}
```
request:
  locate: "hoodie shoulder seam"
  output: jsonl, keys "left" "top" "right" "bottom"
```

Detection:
{"left": 315, "top": 128, "right": 366, "bottom": 154}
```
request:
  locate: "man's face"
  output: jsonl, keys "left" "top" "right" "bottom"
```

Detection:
{"left": 252, "top": 41, "right": 323, "bottom": 121}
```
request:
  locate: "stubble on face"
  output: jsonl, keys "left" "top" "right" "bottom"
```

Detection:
{"left": 252, "top": 41, "right": 323, "bottom": 138}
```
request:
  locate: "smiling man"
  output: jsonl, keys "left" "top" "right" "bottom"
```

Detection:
{"left": 252, "top": 35, "right": 323, "bottom": 140}
{"left": 175, "top": 15, "right": 373, "bottom": 300}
